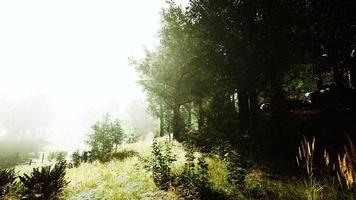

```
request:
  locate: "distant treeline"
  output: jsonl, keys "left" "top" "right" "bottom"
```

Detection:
{"left": 0, "top": 138, "right": 46, "bottom": 168}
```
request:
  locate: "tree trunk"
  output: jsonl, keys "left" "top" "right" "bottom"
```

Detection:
{"left": 249, "top": 88, "right": 258, "bottom": 134}
{"left": 172, "top": 104, "right": 183, "bottom": 141}
{"left": 159, "top": 103, "right": 164, "bottom": 137}
{"left": 349, "top": 58, "right": 356, "bottom": 88}
{"left": 186, "top": 103, "right": 192, "bottom": 130}
{"left": 315, "top": 66, "right": 324, "bottom": 90}
{"left": 271, "top": 75, "right": 285, "bottom": 122}
{"left": 196, "top": 98, "right": 204, "bottom": 131}
{"left": 238, "top": 88, "right": 250, "bottom": 135}
{"left": 333, "top": 65, "right": 343, "bottom": 89}
{"left": 351, "top": 68, "right": 356, "bottom": 89}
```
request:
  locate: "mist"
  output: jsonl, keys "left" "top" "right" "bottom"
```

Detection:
{"left": 0, "top": 0, "right": 189, "bottom": 156}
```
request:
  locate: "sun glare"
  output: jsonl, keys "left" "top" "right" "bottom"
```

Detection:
{"left": 0, "top": 0, "right": 186, "bottom": 150}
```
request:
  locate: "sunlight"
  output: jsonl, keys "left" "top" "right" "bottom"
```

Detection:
{"left": 0, "top": 0, "right": 186, "bottom": 150}
{"left": 0, "top": 1, "right": 354, "bottom": 199}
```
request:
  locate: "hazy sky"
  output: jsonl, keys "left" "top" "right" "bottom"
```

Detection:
{"left": 0, "top": 0, "right": 187, "bottom": 150}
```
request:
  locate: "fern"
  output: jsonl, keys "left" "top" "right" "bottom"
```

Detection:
{"left": 19, "top": 161, "right": 68, "bottom": 200}
{"left": 0, "top": 168, "right": 16, "bottom": 197}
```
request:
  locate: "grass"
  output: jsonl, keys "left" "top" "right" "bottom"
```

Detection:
{"left": 6, "top": 137, "right": 353, "bottom": 199}
{"left": 63, "top": 157, "right": 173, "bottom": 200}
{"left": 63, "top": 138, "right": 177, "bottom": 200}
{"left": 9, "top": 139, "right": 173, "bottom": 200}
{"left": 205, "top": 156, "right": 235, "bottom": 196}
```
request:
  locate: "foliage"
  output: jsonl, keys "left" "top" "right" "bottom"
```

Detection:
{"left": 19, "top": 160, "right": 68, "bottom": 200}
{"left": 173, "top": 146, "right": 211, "bottom": 200}
{"left": 125, "top": 132, "right": 139, "bottom": 144}
{"left": 205, "top": 95, "right": 239, "bottom": 140}
{"left": 0, "top": 168, "right": 16, "bottom": 197}
{"left": 52, "top": 138, "right": 356, "bottom": 200}
{"left": 69, "top": 150, "right": 94, "bottom": 168}
{"left": 131, "top": 1, "right": 206, "bottom": 141}
{"left": 133, "top": 0, "right": 356, "bottom": 148}
{"left": 71, "top": 150, "right": 81, "bottom": 168}
{"left": 225, "top": 149, "right": 248, "bottom": 188}
{"left": 48, "top": 151, "right": 67, "bottom": 162}
{"left": 111, "top": 149, "right": 138, "bottom": 161}
{"left": 81, "top": 151, "right": 91, "bottom": 163}
{"left": 150, "top": 139, "right": 176, "bottom": 190}
{"left": 243, "top": 170, "right": 272, "bottom": 199}
{"left": 87, "top": 114, "right": 124, "bottom": 162}
{"left": 283, "top": 64, "right": 317, "bottom": 98}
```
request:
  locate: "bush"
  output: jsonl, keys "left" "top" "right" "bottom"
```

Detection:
{"left": 71, "top": 150, "right": 81, "bottom": 167}
{"left": 81, "top": 151, "right": 91, "bottom": 163}
{"left": 70, "top": 150, "right": 94, "bottom": 168}
{"left": 151, "top": 139, "right": 176, "bottom": 190}
{"left": 19, "top": 161, "right": 68, "bottom": 200}
{"left": 225, "top": 149, "right": 248, "bottom": 187}
{"left": 0, "top": 168, "right": 16, "bottom": 197}
{"left": 173, "top": 147, "right": 210, "bottom": 200}
{"left": 87, "top": 114, "right": 124, "bottom": 162}
{"left": 111, "top": 149, "right": 138, "bottom": 161}
{"left": 125, "top": 132, "right": 139, "bottom": 144}
{"left": 47, "top": 151, "right": 67, "bottom": 162}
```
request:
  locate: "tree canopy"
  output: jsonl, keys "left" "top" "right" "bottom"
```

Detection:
{"left": 132, "top": 0, "right": 356, "bottom": 143}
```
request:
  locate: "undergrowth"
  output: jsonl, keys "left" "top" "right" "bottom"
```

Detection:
{"left": 4, "top": 136, "right": 356, "bottom": 200}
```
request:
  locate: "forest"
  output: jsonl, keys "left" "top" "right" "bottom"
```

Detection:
{"left": 1, "top": 0, "right": 356, "bottom": 199}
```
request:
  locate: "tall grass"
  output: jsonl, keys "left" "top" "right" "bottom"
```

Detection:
{"left": 5, "top": 136, "right": 356, "bottom": 200}
{"left": 64, "top": 156, "right": 173, "bottom": 200}
{"left": 336, "top": 135, "right": 356, "bottom": 190}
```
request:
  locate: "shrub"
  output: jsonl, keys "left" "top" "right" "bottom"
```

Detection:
{"left": 126, "top": 132, "right": 139, "bottom": 144}
{"left": 87, "top": 114, "right": 124, "bottom": 162}
{"left": 151, "top": 139, "right": 176, "bottom": 190}
{"left": 71, "top": 150, "right": 81, "bottom": 167}
{"left": 81, "top": 151, "right": 91, "bottom": 163}
{"left": 70, "top": 150, "right": 94, "bottom": 167}
{"left": 173, "top": 146, "right": 211, "bottom": 200}
{"left": 19, "top": 161, "right": 68, "bottom": 200}
{"left": 225, "top": 149, "right": 248, "bottom": 187}
{"left": 0, "top": 168, "right": 16, "bottom": 197}
{"left": 111, "top": 149, "right": 138, "bottom": 161}
{"left": 47, "top": 151, "right": 67, "bottom": 162}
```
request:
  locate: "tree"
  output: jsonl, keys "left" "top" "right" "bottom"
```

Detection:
{"left": 134, "top": 0, "right": 356, "bottom": 146}
{"left": 86, "top": 114, "right": 124, "bottom": 162}
{"left": 132, "top": 2, "right": 202, "bottom": 141}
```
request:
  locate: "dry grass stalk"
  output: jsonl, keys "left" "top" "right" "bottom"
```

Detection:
{"left": 296, "top": 136, "right": 315, "bottom": 178}
{"left": 323, "top": 148, "right": 330, "bottom": 167}
{"left": 336, "top": 135, "right": 356, "bottom": 189}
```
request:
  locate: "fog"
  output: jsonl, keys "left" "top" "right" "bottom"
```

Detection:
{"left": 0, "top": 0, "right": 187, "bottom": 153}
